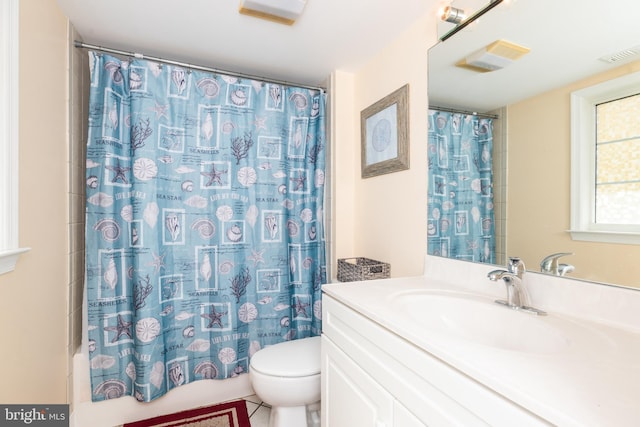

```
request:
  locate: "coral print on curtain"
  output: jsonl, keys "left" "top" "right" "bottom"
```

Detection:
{"left": 85, "top": 52, "right": 326, "bottom": 402}
{"left": 427, "top": 110, "right": 495, "bottom": 263}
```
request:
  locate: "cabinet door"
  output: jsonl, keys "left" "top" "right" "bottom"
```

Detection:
{"left": 394, "top": 402, "right": 427, "bottom": 427}
{"left": 322, "top": 336, "right": 393, "bottom": 427}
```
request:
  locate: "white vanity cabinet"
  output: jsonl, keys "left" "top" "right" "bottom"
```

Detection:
{"left": 321, "top": 293, "right": 551, "bottom": 427}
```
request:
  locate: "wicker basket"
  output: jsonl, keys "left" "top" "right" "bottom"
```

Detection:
{"left": 337, "top": 257, "right": 390, "bottom": 282}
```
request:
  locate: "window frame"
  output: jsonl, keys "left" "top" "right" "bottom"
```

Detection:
{"left": 0, "top": 0, "right": 29, "bottom": 275}
{"left": 570, "top": 70, "right": 640, "bottom": 245}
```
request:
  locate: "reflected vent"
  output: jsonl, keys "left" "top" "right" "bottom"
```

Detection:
{"left": 598, "top": 45, "right": 640, "bottom": 64}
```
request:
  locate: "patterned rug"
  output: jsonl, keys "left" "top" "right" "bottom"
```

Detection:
{"left": 123, "top": 400, "right": 251, "bottom": 427}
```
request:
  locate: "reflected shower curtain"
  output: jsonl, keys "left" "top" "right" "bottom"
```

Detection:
{"left": 85, "top": 52, "right": 326, "bottom": 402}
{"left": 427, "top": 110, "right": 495, "bottom": 263}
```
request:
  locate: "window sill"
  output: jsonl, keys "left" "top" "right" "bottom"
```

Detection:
{"left": 569, "top": 230, "right": 640, "bottom": 245}
{"left": 0, "top": 247, "right": 31, "bottom": 275}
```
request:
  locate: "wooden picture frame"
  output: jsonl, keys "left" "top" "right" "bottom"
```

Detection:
{"left": 360, "top": 84, "right": 410, "bottom": 178}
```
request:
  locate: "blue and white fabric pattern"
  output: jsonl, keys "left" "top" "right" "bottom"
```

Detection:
{"left": 85, "top": 52, "right": 326, "bottom": 402}
{"left": 427, "top": 110, "right": 495, "bottom": 263}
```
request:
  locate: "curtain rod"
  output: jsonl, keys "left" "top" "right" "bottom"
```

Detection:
{"left": 429, "top": 105, "right": 499, "bottom": 120}
{"left": 74, "top": 41, "right": 326, "bottom": 92}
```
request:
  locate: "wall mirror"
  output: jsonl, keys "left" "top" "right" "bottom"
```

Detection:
{"left": 428, "top": 0, "right": 640, "bottom": 288}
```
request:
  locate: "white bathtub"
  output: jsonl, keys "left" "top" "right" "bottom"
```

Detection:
{"left": 71, "top": 350, "right": 253, "bottom": 427}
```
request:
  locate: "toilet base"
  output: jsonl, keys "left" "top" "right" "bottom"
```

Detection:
{"left": 268, "top": 402, "right": 321, "bottom": 427}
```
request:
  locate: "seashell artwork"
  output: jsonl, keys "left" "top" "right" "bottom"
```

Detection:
{"left": 290, "top": 256, "right": 297, "bottom": 275}
{"left": 283, "top": 329, "right": 296, "bottom": 341}
{"left": 129, "top": 70, "right": 143, "bottom": 90}
{"left": 277, "top": 184, "right": 287, "bottom": 195}
{"left": 88, "top": 192, "right": 114, "bottom": 207}
{"left": 149, "top": 362, "right": 164, "bottom": 388}
{"left": 187, "top": 339, "right": 210, "bottom": 352}
{"left": 184, "top": 195, "right": 208, "bottom": 209}
{"left": 196, "top": 78, "right": 220, "bottom": 98}
{"left": 257, "top": 296, "right": 272, "bottom": 305}
{"left": 221, "top": 76, "right": 238, "bottom": 85}
{"left": 264, "top": 215, "right": 278, "bottom": 239}
{"left": 181, "top": 180, "right": 194, "bottom": 192}
{"left": 432, "top": 207, "right": 441, "bottom": 221}
{"left": 143, "top": 202, "right": 159, "bottom": 228}
{"left": 120, "top": 205, "right": 133, "bottom": 222}
{"left": 194, "top": 361, "right": 218, "bottom": 379}
{"left": 88, "top": 339, "right": 96, "bottom": 353}
{"left": 216, "top": 205, "right": 233, "bottom": 222}
{"left": 94, "top": 219, "right": 121, "bottom": 242}
{"left": 272, "top": 171, "right": 286, "bottom": 179}
{"left": 471, "top": 178, "right": 482, "bottom": 193}
{"left": 191, "top": 218, "right": 216, "bottom": 239}
{"left": 200, "top": 253, "right": 212, "bottom": 282}
{"left": 87, "top": 175, "right": 99, "bottom": 189}
{"left": 300, "top": 208, "right": 313, "bottom": 223}
{"left": 230, "top": 88, "right": 248, "bottom": 106}
{"left": 286, "top": 219, "right": 299, "bottom": 237}
{"left": 315, "top": 170, "right": 325, "bottom": 187}
{"left": 313, "top": 300, "right": 322, "bottom": 320}
{"left": 165, "top": 213, "right": 181, "bottom": 241}
{"left": 182, "top": 325, "right": 195, "bottom": 338}
{"left": 175, "top": 312, "right": 195, "bottom": 321}
{"left": 135, "top": 317, "right": 161, "bottom": 343}
{"left": 237, "top": 167, "right": 257, "bottom": 187}
{"left": 269, "top": 85, "right": 282, "bottom": 108}
{"left": 471, "top": 206, "right": 481, "bottom": 223}
{"left": 258, "top": 162, "right": 272, "bottom": 170}
{"left": 126, "top": 362, "right": 136, "bottom": 380}
{"left": 308, "top": 225, "right": 317, "bottom": 241}
{"left": 279, "top": 316, "right": 290, "bottom": 327}
{"left": 218, "top": 260, "right": 234, "bottom": 274}
{"left": 94, "top": 379, "right": 126, "bottom": 400}
{"left": 218, "top": 347, "right": 237, "bottom": 364}
{"left": 160, "top": 305, "right": 174, "bottom": 316}
{"left": 273, "top": 303, "right": 289, "bottom": 311}
{"left": 168, "top": 362, "right": 185, "bottom": 387}
{"left": 238, "top": 303, "right": 258, "bottom": 323}
{"left": 289, "top": 92, "right": 308, "bottom": 109}
{"left": 171, "top": 69, "right": 187, "bottom": 95}
{"left": 245, "top": 205, "right": 259, "bottom": 228}
{"left": 87, "top": 159, "right": 100, "bottom": 169}
{"left": 158, "top": 155, "right": 173, "bottom": 164}
{"left": 221, "top": 121, "right": 235, "bottom": 134}
{"left": 226, "top": 225, "right": 243, "bottom": 242}
{"left": 251, "top": 80, "right": 263, "bottom": 93}
{"left": 311, "top": 98, "right": 320, "bottom": 117}
{"left": 90, "top": 354, "right": 116, "bottom": 369}
{"left": 103, "top": 258, "right": 118, "bottom": 290}
{"left": 133, "top": 158, "right": 158, "bottom": 181}
{"left": 302, "top": 257, "right": 313, "bottom": 269}
{"left": 249, "top": 341, "right": 262, "bottom": 357}
{"left": 201, "top": 112, "right": 214, "bottom": 141}
{"left": 282, "top": 199, "right": 295, "bottom": 210}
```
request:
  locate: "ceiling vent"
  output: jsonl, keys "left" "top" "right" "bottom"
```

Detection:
{"left": 456, "top": 40, "right": 530, "bottom": 72}
{"left": 239, "top": 0, "right": 308, "bottom": 25}
{"left": 598, "top": 45, "right": 640, "bottom": 64}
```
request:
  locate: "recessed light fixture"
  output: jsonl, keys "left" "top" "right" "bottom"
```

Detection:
{"left": 239, "top": 0, "right": 308, "bottom": 25}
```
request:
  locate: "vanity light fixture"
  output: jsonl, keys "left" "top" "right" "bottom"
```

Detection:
{"left": 440, "top": 0, "right": 504, "bottom": 41}
{"left": 440, "top": 6, "right": 467, "bottom": 25}
{"left": 456, "top": 39, "right": 530, "bottom": 72}
{"left": 239, "top": 0, "right": 308, "bottom": 25}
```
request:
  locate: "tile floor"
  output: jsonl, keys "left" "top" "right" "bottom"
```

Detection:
{"left": 243, "top": 395, "right": 271, "bottom": 426}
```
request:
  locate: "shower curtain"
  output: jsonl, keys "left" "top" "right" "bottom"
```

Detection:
{"left": 85, "top": 52, "right": 326, "bottom": 402}
{"left": 427, "top": 109, "right": 495, "bottom": 263}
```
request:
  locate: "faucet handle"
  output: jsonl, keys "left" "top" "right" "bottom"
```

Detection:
{"left": 507, "top": 256, "right": 525, "bottom": 277}
{"left": 540, "top": 252, "right": 573, "bottom": 274}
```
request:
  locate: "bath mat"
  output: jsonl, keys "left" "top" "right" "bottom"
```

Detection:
{"left": 123, "top": 399, "right": 251, "bottom": 427}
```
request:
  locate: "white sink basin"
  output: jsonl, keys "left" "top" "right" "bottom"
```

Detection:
{"left": 389, "top": 291, "right": 570, "bottom": 353}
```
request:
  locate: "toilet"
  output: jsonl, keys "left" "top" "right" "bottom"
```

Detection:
{"left": 249, "top": 336, "right": 322, "bottom": 427}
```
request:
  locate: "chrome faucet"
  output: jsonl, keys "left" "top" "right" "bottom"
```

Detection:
{"left": 487, "top": 257, "right": 546, "bottom": 315}
{"left": 540, "top": 252, "right": 574, "bottom": 276}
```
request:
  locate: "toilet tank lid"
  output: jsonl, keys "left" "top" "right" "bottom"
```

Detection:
{"left": 250, "top": 336, "right": 321, "bottom": 377}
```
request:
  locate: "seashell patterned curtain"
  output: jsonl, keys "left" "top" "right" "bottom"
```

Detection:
{"left": 85, "top": 52, "right": 326, "bottom": 402}
{"left": 427, "top": 110, "right": 495, "bottom": 264}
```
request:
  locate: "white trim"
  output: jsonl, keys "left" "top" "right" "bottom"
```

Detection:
{"left": 570, "top": 71, "right": 640, "bottom": 245}
{"left": 0, "top": 0, "right": 29, "bottom": 275}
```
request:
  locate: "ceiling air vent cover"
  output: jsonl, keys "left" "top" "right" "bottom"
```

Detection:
{"left": 598, "top": 45, "right": 640, "bottom": 64}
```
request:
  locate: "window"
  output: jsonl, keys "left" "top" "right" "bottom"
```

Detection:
{"left": 570, "top": 71, "right": 640, "bottom": 244}
{"left": 0, "top": 0, "right": 29, "bottom": 275}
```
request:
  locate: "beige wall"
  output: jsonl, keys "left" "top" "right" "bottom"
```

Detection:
{"left": 332, "top": 14, "right": 436, "bottom": 279}
{"left": 508, "top": 61, "right": 640, "bottom": 288}
{"left": 0, "top": 0, "right": 69, "bottom": 403}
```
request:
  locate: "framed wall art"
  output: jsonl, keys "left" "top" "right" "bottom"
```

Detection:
{"left": 360, "top": 84, "right": 409, "bottom": 178}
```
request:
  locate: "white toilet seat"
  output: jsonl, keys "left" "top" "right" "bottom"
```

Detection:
{"left": 250, "top": 336, "right": 321, "bottom": 377}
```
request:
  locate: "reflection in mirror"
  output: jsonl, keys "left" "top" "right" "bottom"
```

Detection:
{"left": 428, "top": 0, "right": 640, "bottom": 288}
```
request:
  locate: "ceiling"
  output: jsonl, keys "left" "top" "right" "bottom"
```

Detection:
{"left": 429, "top": 0, "right": 640, "bottom": 112}
{"left": 56, "top": 0, "right": 442, "bottom": 88}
